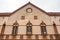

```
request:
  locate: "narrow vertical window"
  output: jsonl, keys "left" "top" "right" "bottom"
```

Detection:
{"left": 40, "top": 21, "right": 47, "bottom": 35}
{"left": 12, "top": 26, "right": 18, "bottom": 35}
{"left": 27, "top": 26, "right": 32, "bottom": 34}
{"left": 41, "top": 26, "right": 46, "bottom": 35}
{"left": 1, "top": 22, "right": 6, "bottom": 34}
{"left": 26, "top": 21, "right": 32, "bottom": 35}
{"left": 12, "top": 21, "right": 19, "bottom": 35}
{"left": 53, "top": 22, "right": 58, "bottom": 34}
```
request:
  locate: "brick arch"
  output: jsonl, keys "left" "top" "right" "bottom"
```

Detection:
{"left": 26, "top": 21, "right": 32, "bottom": 26}
{"left": 40, "top": 21, "right": 46, "bottom": 26}
{"left": 13, "top": 21, "right": 19, "bottom": 26}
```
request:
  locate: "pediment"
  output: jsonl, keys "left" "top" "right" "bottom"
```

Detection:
{"left": 3, "top": 2, "right": 49, "bottom": 16}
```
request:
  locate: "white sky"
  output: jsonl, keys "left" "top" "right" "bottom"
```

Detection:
{"left": 0, "top": 0, "right": 60, "bottom": 12}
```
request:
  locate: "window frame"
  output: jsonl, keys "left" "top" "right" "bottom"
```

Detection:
{"left": 26, "top": 25, "right": 32, "bottom": 35}
{"left": 12, "top": 21, "right": 19, "bottom": 35}
{"left": 41, "top": 26, "right": 47, "bottom": 35}
{"left": 12, "top": 26, "right": 18, "bottom": 35}
{"left": 40, "top": 21, "right": 47, "bottom": 35}
{"left": 34, "top": 16, "right": 38, "bottom": 20}
{"left": 21, "top": 16, "right": 25, "bottom": 20}
{"left": 26, "top": 21, "right": 32, "bottom": 35}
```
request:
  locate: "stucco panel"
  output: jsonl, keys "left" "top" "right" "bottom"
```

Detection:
{"left": 46, "top": 26, "right": 55, "bottom": 34}
{"left": 18, "top": 26, "right": 26, "bottom": 34}
{"left": 4, "top": 26, "right": 13, "bottom": 34}
{"left": 32, "top": 26, "right": 41, "bottom": 34}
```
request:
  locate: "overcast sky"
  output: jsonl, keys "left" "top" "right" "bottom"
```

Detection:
{"left": 0, "top": 0, "right": 60, "bottom": 12}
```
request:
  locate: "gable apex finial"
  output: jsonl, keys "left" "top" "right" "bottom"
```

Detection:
{"left": 28, "top": 2, "right": 31, "bottom": 4}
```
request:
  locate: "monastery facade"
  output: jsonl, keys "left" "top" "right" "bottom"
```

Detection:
{"left": 0, "top": 2, "right": 60, "bottom": 40}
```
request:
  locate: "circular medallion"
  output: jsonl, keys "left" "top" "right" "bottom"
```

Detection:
{"left": 26, "top": 8, "right": 32, "bottom": 13}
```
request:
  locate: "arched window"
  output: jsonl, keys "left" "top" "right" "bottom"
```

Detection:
{"left": 40, "top": 21, "right": 47, "bottom": 35}
{"left": 3, "top": 22, "right": 6, "bottom": 27}
{"left": 53, "top": 22, "right": 56, "bottom": 26}
{"left": 1, "top": 22, "right": 6, "bottom": 34}
{"left": 53, "top": 22, "right": 58, "bottom": 34}
{"left": 26, "top": 21, "right": 32, "bottom": 35}
{"left": 12, "top": 21, "right": 19, "bottom": 35}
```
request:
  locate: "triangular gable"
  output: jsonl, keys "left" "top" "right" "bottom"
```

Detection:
{"left": 9, "top": 2, "right": 49, "bottom": 16}
{"left": 0, "top": 2, "right": 50, "bottom": 16}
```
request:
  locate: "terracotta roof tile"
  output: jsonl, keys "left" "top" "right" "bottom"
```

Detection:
{"left": 0, "top": 12, "right": 11, "bottom": 16}
{"left": 48, "top": 12, "right": 60, "bottom": 16}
